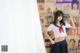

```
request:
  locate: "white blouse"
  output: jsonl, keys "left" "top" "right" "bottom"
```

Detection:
{"left": 47, "top": 22, "right": 71, "bottom": 38}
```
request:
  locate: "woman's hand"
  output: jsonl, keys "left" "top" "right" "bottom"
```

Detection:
{"left": 50, "top": 40, "right": 55, "bottom": 44}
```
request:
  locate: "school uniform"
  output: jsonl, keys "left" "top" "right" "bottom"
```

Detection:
{"left": 47, "top": 22, "right": 71, "bottom": 53}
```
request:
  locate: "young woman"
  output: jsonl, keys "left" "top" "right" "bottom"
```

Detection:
{"left": 47, "top": 10, "right": 75, "bottom": 53}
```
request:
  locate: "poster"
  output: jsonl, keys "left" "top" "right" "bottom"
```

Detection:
{"left": 37, "top": 0, "right": 80, "bottom": 53}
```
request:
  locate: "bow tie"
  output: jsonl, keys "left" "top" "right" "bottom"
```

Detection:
{"left": 58, "top": 26, "right": 64, "bottom": 33}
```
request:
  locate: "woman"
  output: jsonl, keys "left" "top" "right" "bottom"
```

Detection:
{"left": 47, "top": 10, "right": 75, "bottom": 53}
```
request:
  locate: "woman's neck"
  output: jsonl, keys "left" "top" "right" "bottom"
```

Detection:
{"left": 57, "top": 21, "right": 61, "bottom": 26}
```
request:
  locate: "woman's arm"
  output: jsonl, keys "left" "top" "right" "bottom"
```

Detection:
{"left": 65, "top": 17, "right": 76, "bottom": 28}
{"left": 46, "top": 31, "right": 55, "bottom": 44}
{"left": 46, "top": 24, "right": 55, "bottom": 44}
{"left": 69, "top": 17, "right": 76, "bottom": 28}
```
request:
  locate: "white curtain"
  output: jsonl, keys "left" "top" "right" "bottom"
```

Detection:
{"left": 0, "top": 0, "right": 46, "bottom": 53}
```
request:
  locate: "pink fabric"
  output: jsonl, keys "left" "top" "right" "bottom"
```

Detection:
{"left": 58, "top": 25, "right": 64, "bottom": 33}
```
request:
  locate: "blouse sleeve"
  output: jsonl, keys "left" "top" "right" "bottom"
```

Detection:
{"left": 65, "top": 21, "right": 72, "bottom": 28}
{"left": 47, "top": 24, "right": 54, "bottom": 31}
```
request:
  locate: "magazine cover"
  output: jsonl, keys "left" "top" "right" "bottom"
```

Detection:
{"left": 37, "top": 0, "right": 80, "bottom": 53}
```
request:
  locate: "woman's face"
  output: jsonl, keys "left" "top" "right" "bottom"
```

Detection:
{"left": 58, "top": 16, "right": 62, "bottom": 22}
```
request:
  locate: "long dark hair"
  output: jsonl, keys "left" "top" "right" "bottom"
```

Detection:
{"left": 53, "top": 10, "right": 65, "bottom": 26}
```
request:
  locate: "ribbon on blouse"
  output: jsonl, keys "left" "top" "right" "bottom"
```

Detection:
{"left": 58, "top": 25, "right": 64, "bottom": 33}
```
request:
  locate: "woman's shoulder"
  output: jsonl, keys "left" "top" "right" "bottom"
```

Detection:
{"left": 47, "top": 23, "right": 55, "bottom": 31}
{"left": 49, "top": 23, "right": 55, "bottom": 27}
